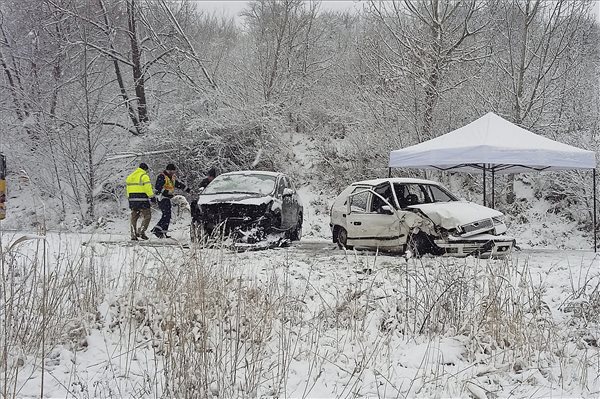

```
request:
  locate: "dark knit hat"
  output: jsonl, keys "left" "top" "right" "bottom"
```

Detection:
{"left": 139, "top": 162, "right": 149, "bottom": 171}
{"left": 166, "top": 163, "right": 176, "bottom": 171}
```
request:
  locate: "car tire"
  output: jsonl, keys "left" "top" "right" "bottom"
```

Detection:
{"left": 407, "top": 231, "right": 444, "bottom": 257}
{"left": 335, "top": 226, "right": 353, "bottom": 250}
{"left": 289, "top": 214, "right": 303, "bottom": 241}
{"left": 407, "top": 232, "right": 426, "bottom": 257}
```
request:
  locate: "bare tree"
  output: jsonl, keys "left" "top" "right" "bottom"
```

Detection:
{"left": 242, "top": 0, "right": 322, "bottom": 103}
{"left": 476, "top": 0, "right": 594, "bottom": 203}
{"left": 0, "top": 0, "right": 78, "bottom": 218}
{"left": 491, "top": 0, "right": 591, "bottom": 126}
{"left": 45, "top": 0, "right": 193, "bottom": 135}
{"left": 365, "top": 0, "right": 490, "bottom": 141}
{"left": 154, "top": 0, "right": 218, "bottom": 91}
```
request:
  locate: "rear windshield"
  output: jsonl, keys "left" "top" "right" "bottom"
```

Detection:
{"left": 202, "top": 173, "right": 277, "bottom": 195}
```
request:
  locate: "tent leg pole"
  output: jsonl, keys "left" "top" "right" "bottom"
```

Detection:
{"left": 492, "top": 169, "right": 495, "bottom": 209}
{"left": 388, "top": 167, "right": 391, "bottom": 178}
{"left": 594, "top": 169, "right": 597, "bottom": 253}
{"left": 483, "top": 165, "right": 487, "bottom": 207}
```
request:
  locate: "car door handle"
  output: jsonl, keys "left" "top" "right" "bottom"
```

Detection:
{"left": 353, "top": 221, "right": 362, "bottom": 226}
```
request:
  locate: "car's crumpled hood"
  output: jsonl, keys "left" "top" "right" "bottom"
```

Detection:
{"left": 197, "top": 193, "right": 274, "bottom": 206}
{"left": 408, "top": 201, "right": 503, "bottom": 230}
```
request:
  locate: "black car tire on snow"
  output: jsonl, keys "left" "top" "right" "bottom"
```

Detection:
{"left": 407, "top": 231, "right": 444, "bottom": 257}
{"left": 288, "top": 214, "right": 303, "bottom": 241}
{"left": 335, "top": 226, "right": 353, "bottom": 250}
{"left": 407, "top": 232, "right": 426, "bottom": 257}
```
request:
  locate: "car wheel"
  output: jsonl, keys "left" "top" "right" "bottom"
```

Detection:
{"left": 407, "top": 231, "right": 444, "bottom": 257}
{"left": 407, "top": 232, "right": 426, "bottom": 257}
{"left": 335, "top": 227, "right": 353, "bottom": 250}
{"left": 289, "top": 214, "right": 303, "bottom": 241}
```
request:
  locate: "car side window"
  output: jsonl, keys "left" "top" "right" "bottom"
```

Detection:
{"left": 397, "top": 184, "right": 423, "bottom": 206}
{"left": 405, "top": 185, "right": 426, "bottom": 205}
{"left": 429, "top": 185, "right": 455, "bottom": 202}
{"left": 417, "top": 185, "right": 432, "bottom": 203}
{"left": 371, "top": 183, "right": 394, "bottom": 212}
{"left": 394, "top": 184, "right": 408, "bottom": 208}
{"left": 349, "top": 188, "right": 369, "bottom": 213}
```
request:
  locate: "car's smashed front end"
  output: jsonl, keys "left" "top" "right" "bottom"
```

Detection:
{"left": 407, "top": 202, "right": 513, "bottom": 258}
{"left": 192, "top": 194, "right": 280, "bottom": 244}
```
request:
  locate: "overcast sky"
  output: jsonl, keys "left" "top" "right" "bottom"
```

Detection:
{"left": 194, "top": 0, "right": 600, "bottom": 23}
{"left": 194, "top": 0, "right": 360, "bottom": 21}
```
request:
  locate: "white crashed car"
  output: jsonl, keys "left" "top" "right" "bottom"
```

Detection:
{"left": 329, "top": 178, "right": 513, "bottom": 257}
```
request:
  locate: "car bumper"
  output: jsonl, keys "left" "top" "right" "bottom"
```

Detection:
{"left": 199, "top": 215, "right": 271, "bottom": 233}
{"left": 435, "top": 234, "right": 514, "bottom": 258}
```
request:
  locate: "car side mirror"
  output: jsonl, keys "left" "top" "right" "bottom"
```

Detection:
{"left": 282, "top": 188, "right": 294, "bottom": 197}
{"left": 380, "top": 205, "right": 394, "bottom": 215}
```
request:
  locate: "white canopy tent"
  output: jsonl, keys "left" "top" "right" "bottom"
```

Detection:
{"left": 388, "top": 112, "right": 598, "bottom": 250}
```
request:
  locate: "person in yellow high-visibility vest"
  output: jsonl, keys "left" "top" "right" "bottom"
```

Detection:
{"left": 151, "top": 163, "right": 191, "bottom": 238}
{"left": 126, "top": 163, "right": 156, "bottom": 240}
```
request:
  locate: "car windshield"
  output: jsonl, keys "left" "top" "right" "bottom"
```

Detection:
{"left": 393, "top": 182, "right": 458, "bottom": 208}
{"left": 202, "top": 173, "right": 277, "bottom": 195}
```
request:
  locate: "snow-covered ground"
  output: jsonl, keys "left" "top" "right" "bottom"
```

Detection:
{"left": 2, "top": 222, "right": 598, "bottom": 398}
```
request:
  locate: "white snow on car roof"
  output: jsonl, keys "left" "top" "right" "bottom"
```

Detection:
{"left": 352, "top": 177, "right": 440, "bottom": 186}
{"left": 221, "top": 170, "right": 282, "bottom": 177}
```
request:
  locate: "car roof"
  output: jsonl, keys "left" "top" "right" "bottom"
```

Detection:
{"left": 220, "top": 170, "right": 283, "bottom": 178}
{"left": 352, "top": 177, "right": 440, "bottom": 186}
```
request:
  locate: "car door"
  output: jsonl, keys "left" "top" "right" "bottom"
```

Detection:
{"left": 279, "top": 176, "right": 297, "bottom": 229}
{"left": 287, "top": 178, "right": 302, "bottom": 223}
{"left": 345, "top": 188, "right": 403, "bottom": 249}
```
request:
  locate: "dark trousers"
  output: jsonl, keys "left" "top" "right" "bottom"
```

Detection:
{"left": 153, "top": 198, "right": 172, "bottom": 233}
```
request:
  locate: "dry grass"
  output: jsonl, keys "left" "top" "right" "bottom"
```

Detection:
{"left": 1, "top": 233, "right": 598, "bottom": 398}
{"left": 1, "top": 232, "right": 106, "bottom": 398}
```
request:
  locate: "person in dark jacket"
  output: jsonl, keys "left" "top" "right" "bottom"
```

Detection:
{"left": 151, "top": 163, "right": 191, "bottom": 238}
{"left": 199, "top": 167, "right": 217, "bottom": 189}
{"left": 125, "top": 163, "right": 155, "bottom": 240}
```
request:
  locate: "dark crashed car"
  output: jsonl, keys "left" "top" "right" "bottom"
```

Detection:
{"left": 190, "top": 171, "right": 303, "bottom": 243}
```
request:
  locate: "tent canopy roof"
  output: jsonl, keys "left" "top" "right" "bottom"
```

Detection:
{"left": 389, "top": 112, "right": 596, "bottom": 174}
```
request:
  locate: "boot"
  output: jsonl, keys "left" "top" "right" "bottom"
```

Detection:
{"left": 151, "top": 227, "right": 165, "bottom": 238}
